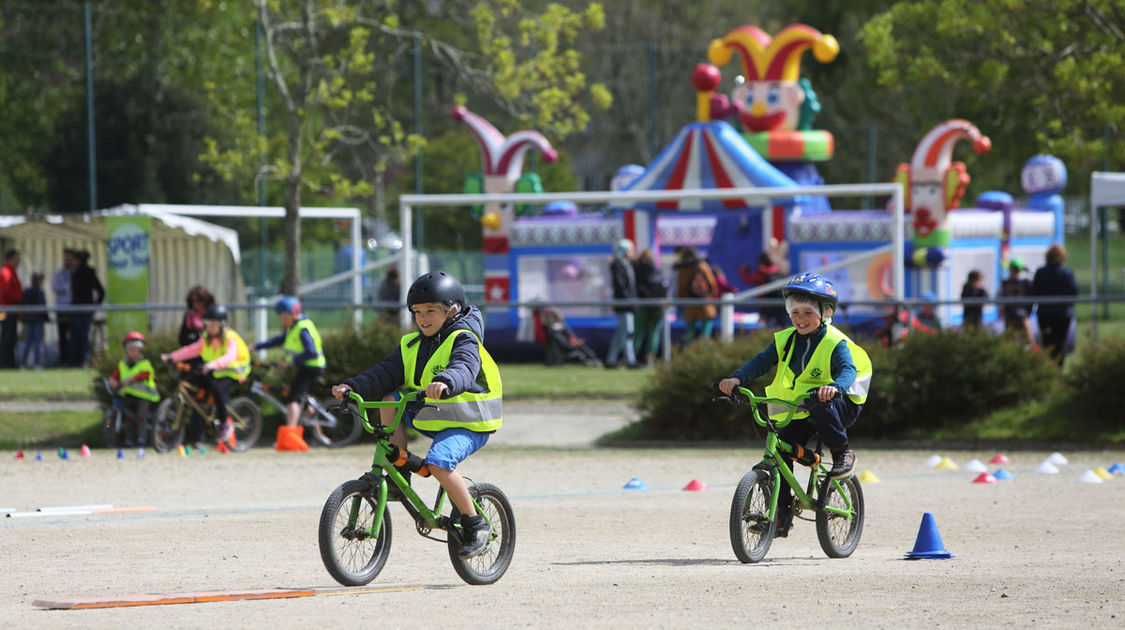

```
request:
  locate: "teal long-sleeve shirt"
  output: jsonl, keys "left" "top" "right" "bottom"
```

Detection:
{"left": 729, "top": 326, "right": 856, "bottom": 395}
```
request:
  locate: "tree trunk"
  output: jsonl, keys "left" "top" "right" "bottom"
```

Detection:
{"left": 281, "top": 118, "right": 303, "bottom": 295}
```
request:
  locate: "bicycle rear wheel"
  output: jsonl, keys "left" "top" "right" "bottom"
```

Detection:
{"left": 152, "top": 398, "right": 186, "bottom": 453}
{"left": 227, "top": 397, "right": 262, "bottom": 450}
{"left": 816, "top": 475, "right": 864, "bottom": 558}
{"left": 308, "top": 397, "right": 362, "bottom": 448}
{"left": 729, "top": 469, "right": 776, "bottom": 563}
{"left": 447, "top": 482, "right": 516, "bottom": 585}
{"left": 318, "top": 479, "right": 393, "bottom": 586}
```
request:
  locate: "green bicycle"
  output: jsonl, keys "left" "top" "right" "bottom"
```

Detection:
{"left": 318, "top": 390, "right": 516, "bottom": 586}
{"left": 725, "top": 386, "right": 864, "bottom": 563}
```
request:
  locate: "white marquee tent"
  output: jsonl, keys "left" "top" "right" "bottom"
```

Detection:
{"left": 1089, "top": 171, "right": 1125, "bottom": 339}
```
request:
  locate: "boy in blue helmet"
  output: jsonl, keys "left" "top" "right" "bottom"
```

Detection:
{"left": 253, "top": 296, "right": 325, "bottom": 451}
{"left": 332, "top": 271, "right": 502, "bottom": 557}
{"left": 718, "top": 272, "right": 872, "bottom": 537}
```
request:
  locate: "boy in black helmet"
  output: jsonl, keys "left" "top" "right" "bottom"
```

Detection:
{"left": 718, "top": 272, "right": 872, "bottom": 537}
{"left": 332, "top": 271, "right": 502, "bottom": 557}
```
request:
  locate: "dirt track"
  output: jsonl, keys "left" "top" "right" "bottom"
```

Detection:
{"left": 3, "top": 429, "right": 1125, "bottom": 628}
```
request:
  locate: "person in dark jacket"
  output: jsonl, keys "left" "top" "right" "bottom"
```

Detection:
{"left": 632, "top": 248, "right": 667, "bottom": 367}
{"left": 332, "top": 271, "right": 501, "bottom": 557}
{"left": 69, "top": 250, "right": 105, "bottom": 367}
{"left": 605, "top": 239, "right": 638, "bottom": 368}
{"left": 960, "top": 269, "right": 988, "bottom": 329}
{"left": 179, "top": 285, "right": 215, "bottom": 347}
{"left": 1032, "top": 244, "right": 1079, "bottom": 366}
{"left": 999, "top": 258, "right": 1034, "bottom": 347}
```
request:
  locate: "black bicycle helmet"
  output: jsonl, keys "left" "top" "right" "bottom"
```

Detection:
{"left": 203, "top": 304, "right": 229, "bottom": 322}
{"left": 406, "top": 271, "right": 465, "bottom": 312}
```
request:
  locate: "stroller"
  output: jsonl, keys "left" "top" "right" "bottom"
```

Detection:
{"left": 533, "top": 306, "right": 602, "bottom": 367}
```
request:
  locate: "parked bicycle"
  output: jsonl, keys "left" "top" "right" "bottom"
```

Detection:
{"left": 94, "top": 377, "right": 151, "bottom": 449}
{"left": 247, "top": 361, "right": 361, "bottom": 448}
{"left": 318, "top": 390, "right": 516, "bottom": 586}
{"left": 722, "top": 386, "right": 864, "bottom": 563}
{"left": 151, "top": 361, "right": 262, "bottom": 453}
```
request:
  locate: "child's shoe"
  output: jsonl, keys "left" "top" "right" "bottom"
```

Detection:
{"left": 458, "top": 514, "right": 491, "bottom": 557}
{"left": 829, "top": 449, "right": 855, "bottom": 479}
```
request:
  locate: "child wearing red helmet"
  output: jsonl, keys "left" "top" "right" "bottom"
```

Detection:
{"left": 108, "top": 331, "right": 159, "bottom": 449}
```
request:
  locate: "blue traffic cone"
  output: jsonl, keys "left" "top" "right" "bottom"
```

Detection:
{"left": 59, "top": 447, "right": 69, "bottom": 460}
{"left": 992, "top": 468, "right": 1014, "bottom": 481}
{"left": 117, "top": 448, "right": 124, "bottom": 460}
{"left": 904, "top": 512, "right": 954, "bottom": 559}
{"left": 1108, "top": 462, "right": 1125, "bottom": 476}
{"left": 623, "top": 477, "right": 649, "bottom": 490}
{"left": 35, "top": 449, "right": 43, "bottom": 461}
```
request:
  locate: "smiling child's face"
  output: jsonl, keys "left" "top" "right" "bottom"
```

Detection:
{"left": 788, "top": 304, "right": 822, "bottom": 335}
{"left": 412, "top": 302, "right": 450, "bottom": 337}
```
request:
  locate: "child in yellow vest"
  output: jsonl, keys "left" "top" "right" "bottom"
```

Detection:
{"left": 108, "top": 331, "right": 160, "bottom": 449}
{"left": 162, "top": 305, "right": 250, "bottom": 449}
{"left": 253, "top": 296, "right": 324, "bottom": 451}
{"left": 719, "top": 272, "right": 872, "bottom": 537}
{"left": 332, "top": 271, "right": 501, "bottom": 557}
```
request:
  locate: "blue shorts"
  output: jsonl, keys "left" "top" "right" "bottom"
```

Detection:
{"left": 402, "top": 410, "right": 489, "bottom": 472}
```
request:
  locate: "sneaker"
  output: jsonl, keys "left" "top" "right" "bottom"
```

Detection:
{"left": 218, "top": 419, "right": 236, "bottom": 446}
{"left": 829, "top": 449, "right": 855, "bottom": 479}
{"left": 458, "top": 515, "right": 491, "bottom": 557}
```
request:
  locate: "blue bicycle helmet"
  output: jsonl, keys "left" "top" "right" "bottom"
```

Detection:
{"left": 275, "top": 295, "right": 302, "bottom": 316}
{"left": 782, "top": 272, "right": 838, "bottom": 315}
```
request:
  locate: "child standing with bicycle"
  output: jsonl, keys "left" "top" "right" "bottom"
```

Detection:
{"left": 107, "top": 331, "right": 159, "bottom": 449}
{"left": 253, "top": 295, "right": 325, "bottom": 452}
{"left": 331, "top": 271, "right": 502, "bottom": 558}
{"left": 718, "top": 272, "right": 871, "bottom": 536}
{"left": 162, "top": 304, "right": 251, "bottom": 449}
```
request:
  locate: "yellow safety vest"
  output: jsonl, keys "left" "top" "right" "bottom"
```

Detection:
{"left": 283, "top": 317, "right": 326, "bottom": 368}
{"left": 400, "top": 329, "right": 502, "bottom": 432}
{"left": 119, "top": 358, "right": 160, "bottom": 402}
{"left": 764, "top": 325, "right": 872, "bottom": 421}
{"left": 200, "top": 329, "right": 251, "bottom": 381}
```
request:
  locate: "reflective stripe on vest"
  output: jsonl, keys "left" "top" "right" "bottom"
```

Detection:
{"left": 119, "top": 358, "right": 160, "bottom": 402}
{"left": 200, "top": 329, "right": 251, "bottom": 381}
{"left": 284, "top": 318, "right": 326, "bottom": 368}
{"left": 763, "top": 325, "right": 872, "bottom": 420}
{"left": 400, "top": 329, "right": 503, "bottom": 433}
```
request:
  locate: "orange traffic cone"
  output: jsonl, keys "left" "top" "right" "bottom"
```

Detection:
{"left": 276, "top": 425, "right": 310, "bottom": 452}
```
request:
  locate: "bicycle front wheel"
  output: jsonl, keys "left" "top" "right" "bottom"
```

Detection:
{"left": 308, "top": 397, "right": 362, "bottom": 448}
{"left": 816, "top": 475, "right": 864, "bottom": 558}
{"left": 447, "top": 482, "right": 516, "bottom": 585}
{"left": 152, "top": 397, "right": 186, "bottom": 454}
{"left": 729, "top": 469, "right": 776, "bottom": 563}
{"left": 227, "top": 397, "right": 262, "bottom": 451}
{"left": 318, "top": 479, "right": 393, "bottom": 586}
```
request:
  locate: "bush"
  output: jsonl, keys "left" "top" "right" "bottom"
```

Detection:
{"left": 1062, "top": 337, "right": 1125, "bottom": 419}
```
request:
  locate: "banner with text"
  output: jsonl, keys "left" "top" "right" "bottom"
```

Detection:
{"left": 105, "top": 215, "right": 151, "bottom": 341}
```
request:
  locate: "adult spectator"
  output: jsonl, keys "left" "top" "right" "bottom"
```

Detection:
{"left": 605, "top": 239, "right": 638, "bottom": 368}
{"left": 740, "top": 252, "right": 785, "bottom": 327}
{"left": 0, "top": 250, "right": 22, "bottom": 368}
{"left": 999, "top": 258, "right": 1034, "bottom": 348}
{"left": 20, "top": 272, "right": 47, "bottom": 369}
{"left": 960, "top": 269, "right": 988, "bottom": 329}
{"left": 675, "top": 247, "right": 717, "bottom": 345}
{"left": 52, "top": 249, "right": 77, "bottom": 365}
{"left": 376, "top": 266, "right": 401, "bottom": 322}
{"left": 69, "top": 250, "right": 105, "bottom": 367}
{"left": 179, "top": 285, "right": 215, "bottom": 347}
{"left": 632, "top": 248, "right": 667, "bottom": 367}
{"left": 1032, "top": 244, "right": 1079, "bottom": 366}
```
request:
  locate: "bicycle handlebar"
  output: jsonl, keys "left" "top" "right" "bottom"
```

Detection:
{"left": 718, "top": 386, "right": 815, "bottom": 430}
{"left": 343, "top": 390, "right": 433, "bottom": 436}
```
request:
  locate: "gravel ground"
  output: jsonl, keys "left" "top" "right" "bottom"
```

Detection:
{"left": 2, "top": 401, "right": 1124, "bottom": 629}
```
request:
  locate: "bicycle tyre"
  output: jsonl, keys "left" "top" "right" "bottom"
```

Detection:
{"left": 318, "top": 479, "right": 393, "bottom": 586}
{"left": 100, "top": 408, "right": 120, "bottom": 449}
{"left": 152, "top": 397, "right": 186, "bottom": 454}
{"left": 447, "top": 482, "right": 516, "bottom": 585}
{"left": 309, "top": 397, "right": 363, "bottom": 448}
{"left": 729, "top": 469, "right": 776, "bottom": 563}
{"left": 227, "top": 397, "right": 262, "bottom": 451}
{"left": 815, "top": 475, "right": 864, "bottom": 558}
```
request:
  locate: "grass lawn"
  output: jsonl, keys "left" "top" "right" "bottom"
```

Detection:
{"left": 0, "top": 368, "right": 98, "bottom": 398}
{"left": 0, "top": 411, "right": 102, "bottom": 450}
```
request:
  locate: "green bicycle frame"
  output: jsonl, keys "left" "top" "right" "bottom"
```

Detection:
{"left": 736, "top": 387, "right": 857, "bottom": 525}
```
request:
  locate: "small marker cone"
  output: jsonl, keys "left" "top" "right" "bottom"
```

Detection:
{"left": 935, "top": 456, "right": 959, "bottom": 470}
{"left": 1047, "top": 452, "right": 1069, "bottom": 466}
{"left": 972, "top": 473, "right": 997, "bottom": 484}
{"left": 176, "top": 444, "right": 186, "bottom": 457}
{"left": 15, "top": 449, "right": 25, "bottom": 460}
{"left": 1035, "top": 460, "right": 1060, "bottom": 474}
{"left": 963, "top": 459, "right": 988, "bottom": 473}
{"left": 682, "top": 479, "right": 709, "bottom": 491}
{"left": 35, "top": 450, "right": 43, "bottom": 461}
{"left": 216, "top": 441, "right": 229, "bottom": 454}
{"left": 857, "top": 470, "right": 881, "bottom": 483}
{"left": 184, "top": 445, "right": 192, "bottom": 456}
{"left": 992, "top": 468, "right": 1015, "bottom": 481}
{"left": 116, "top": 448, "right": 124, "bottom": 460}
{"left": 137, "top": 447, "right": 145, "bottom": 459}
{"left": 1076, "top": 470, "right": 1103, "bottom": 484}
{"left": 1093, "top": 467, "right": 1113, "bottom": 480}
{"left": 623, "top": 477, "right": 649, "bottom": 490}
{"left": 196, "top": 445, "right": 207, "bottom": 455}
{"left": 904, "top": 512, "right": 953, "bottom": 559}
{"left": 59, "top": 447, "right": 69, "bottom": 460}
{"left": 923, "top": 455, "right": 943, "bottom": 468}
{"left": 80, "top": 444, "right": 91, "bottom": 458}
{"left": 989, "top": 453, "right": 1010, "bottom": 464}
{"left": 1108, "top": 462, "right": 1125, "bottom": 475}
